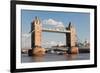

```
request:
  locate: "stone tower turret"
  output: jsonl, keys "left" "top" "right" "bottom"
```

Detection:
{"left": 66, "top": 22, "right": 77, "bottom": 47}
{"left": 30, "top": 16, "right": 45, "bottom": 56}
{"left": 31, "top": 16, "right": 42, "bottom": 48}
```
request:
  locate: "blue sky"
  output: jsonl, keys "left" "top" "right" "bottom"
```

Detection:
{"left": 21, "top": 10, "right": 90, "bottom": 48}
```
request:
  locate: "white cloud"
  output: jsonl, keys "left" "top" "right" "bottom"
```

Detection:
{"left": 21, "top": 33, "right": 30, "bottom": 37}
{"left": 42, "top": 40, "right": 57, "bottom": 48}
{"left": 42, "top": 40, "right": 57, "bottom": 45}
{"left": 59, "top": 41, "right": 65, "bottom": 46}
{"left": 21, "top": 33, "right": 31, "bottom": 49}
{"left": 43, "top": 18, "right": 64, "bottom": 28}
{"left": 50, "top": 41, "right": 57, "bottom": 45}
{"left": 56, "top": 23, "right": 64, "bottom": 28}
{"left": 43, "top": 19, "right": 57, "bottom": 25}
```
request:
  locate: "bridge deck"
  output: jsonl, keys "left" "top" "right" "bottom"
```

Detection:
{"left": 42, "top": 29, "right": 70, "bottom": 33}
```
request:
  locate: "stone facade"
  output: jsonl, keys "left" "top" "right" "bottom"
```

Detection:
{"left": 66, "top": 22, "right": 77, "bottom": 47}
{"left": 31, "top": 16, "right": 45, "bottom": 56}
{"left": 31, "top": 16, "right": 42, "bottom": 48}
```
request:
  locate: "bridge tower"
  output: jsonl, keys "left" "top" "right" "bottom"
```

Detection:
{"left": 31, "top": 16, "right": 45, "bottom": 56}
{"left": 31, "top": 16, "right": 42, "bottom": 48}
{"left": 66, "top": 22, "right": 78, "bottom": 54}
{"left": 66, "top": 22, "right": 77, "bottom": 47}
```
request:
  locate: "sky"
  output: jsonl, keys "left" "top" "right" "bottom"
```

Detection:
{"left": 21, "top": 10, "right": 90, "bottom": 48}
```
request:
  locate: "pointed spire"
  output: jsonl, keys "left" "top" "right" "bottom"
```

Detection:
{"left": 35, "top": 16, "right": 41, "bottom": 23}
{"left": 35, "top": 16, "right": 39, "bottom": 20}
{"left": 68, "top": 22, "right": 72, "bottom": 28}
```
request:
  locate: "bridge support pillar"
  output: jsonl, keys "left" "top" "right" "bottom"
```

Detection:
{"left": 66, "top": 22, "right": 78, "bottom": 54}
{"left": 29, "top": 16, "right": 45, "bottom": 56}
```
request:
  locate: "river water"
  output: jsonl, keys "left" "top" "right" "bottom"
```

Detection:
{"left": 21, "top": 53, "right": 90, "bottom": 63}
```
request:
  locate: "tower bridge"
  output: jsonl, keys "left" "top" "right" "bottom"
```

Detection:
{"left": 28, "top": 16, "right": 78, "bottom": 56}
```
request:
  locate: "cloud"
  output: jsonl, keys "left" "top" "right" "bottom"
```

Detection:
{"left": 42, "top": 40, "right": 57, "bottom": 48}
{"left": 21, "top": 33, "right": 30, "bottom": 37}
{"left": 43, "top": 19, "right": 57, "bottom": 25}
{"left": 42, "top": 40, "right": 57, "bottom": 45}
{"left": 42, "top": 40, "right": 66, "bottom": 48}
{"left": 21, "top": 33, "right": 31, "bottom": 49}
{"left": 43, "top": 18, "right": 64, "bottom": 28}
{"left": 50, "top": 41, "right": 57, "bottom": 45}
{"left": 55, "top": 23, "right": 64, "bottom": 28}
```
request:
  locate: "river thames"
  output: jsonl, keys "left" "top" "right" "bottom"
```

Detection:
{"left": 21, "top": 53, "right": 90, "bottom": 63}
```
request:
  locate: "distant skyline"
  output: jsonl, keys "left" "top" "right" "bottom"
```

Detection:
{"left": 21, "top": 10, "right": 90, "bottom": 48}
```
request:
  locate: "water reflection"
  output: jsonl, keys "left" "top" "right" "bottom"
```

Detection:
{"left": 32, "top": 53, "right": 80, "bottom": 62}
{"left": 65, "top": 54, "right": 78, "bottom": 60}
{"left": 32, "top": 55, "right": 45, "bottom": 62}
{"left": 22, "top": 53, "right": 90, "bottom": 63}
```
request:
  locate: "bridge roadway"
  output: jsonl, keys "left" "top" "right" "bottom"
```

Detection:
{"left": 42, "top": 28, "right": 70, "bottom": 33}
